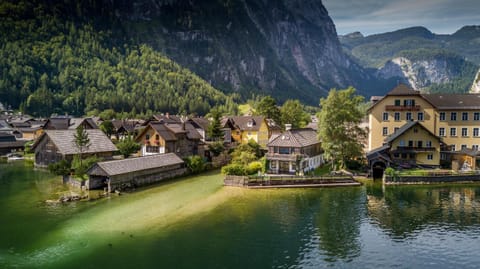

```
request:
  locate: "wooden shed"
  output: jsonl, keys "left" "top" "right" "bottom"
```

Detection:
{"left": 87, "top": 153, "right": 186, "bottom": 191}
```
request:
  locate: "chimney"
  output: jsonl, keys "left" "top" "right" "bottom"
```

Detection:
{"left": 285, "top": 124, "right": 292, "bottom": 131}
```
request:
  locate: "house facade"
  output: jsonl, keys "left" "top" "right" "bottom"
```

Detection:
{"left": 266, "top": 128, "right": 324, "bottom": 174}
{"left": 135, "top": 122, "right": 202, "bottom": 158}
{"left": 31, "top": 129, "right": 117, "bottom": 167}
{"left": 368, "top": 84, "right": 480, "bottom": 159}
{"left": 229, "top": 116, "right": 279, "bottom": 148}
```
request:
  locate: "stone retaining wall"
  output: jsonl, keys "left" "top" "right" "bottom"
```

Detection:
{"left": 384, "top": 174, "right": 480, "bottom": 184}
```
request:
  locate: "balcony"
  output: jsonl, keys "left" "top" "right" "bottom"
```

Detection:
{"left": 266, "top": 153, "right": 306, "bottom": 162}
{"left": 393, "top": 146, "right": 436, "bottom": 153}
{"left": 385, "top": 105, "right": 421, "bottom": 111}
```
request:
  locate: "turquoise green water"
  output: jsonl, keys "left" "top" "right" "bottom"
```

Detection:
{"left": 1, "top": 162, "right": 480, "bottom": 268}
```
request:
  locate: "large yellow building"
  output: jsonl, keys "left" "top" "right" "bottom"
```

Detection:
{"left": 368, "top": 84, "right": 480, "bottom": 153}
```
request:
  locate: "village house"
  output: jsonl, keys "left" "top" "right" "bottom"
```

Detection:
{"left": 0, "top": 132, "right": 25, "bottom": 155}
{"left": 43, "top": 117, "right": 98, "bottom": 130}
{"left": 87, "top": 153, "right": 186, "bottom": 191}
{"left": 135, "top": 121, "right": 202, "bottom": 158}
{"left": 186, "top": 117, "right": 210, "bottom": 142}
{"left": 228, "top": 116, "right": 281, "bottom": 148}
{"left": 31, "top": 129, "right": 117, "bottom": 167}
{"left": 266, "top": 127, "right": 324, "bottom": 174}
{"left": 111, "top": 119, "right": 139, "bottom": 140}
{"left": 367, "top": 121, "right": 442, "bottom": 178}
{"left": 368, "top": 84, "right": 480, "bottom": 172}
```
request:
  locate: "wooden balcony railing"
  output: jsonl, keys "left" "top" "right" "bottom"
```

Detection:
{"left": 394, "top": 146, "right": 436, "bottom": 152}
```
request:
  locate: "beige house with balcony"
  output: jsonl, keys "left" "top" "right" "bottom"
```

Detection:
{"left": 368, "top": 84, "right": 480, "bottom": 171}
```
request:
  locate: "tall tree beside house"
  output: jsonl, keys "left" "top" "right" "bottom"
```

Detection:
{"left": 318, "top": 87, "right": 366, "bottom": 170}
{"left": 117, "top": 136, "right": 141, "bottom": 158}
{"left": 255, "top": 96, "right": 281, "bottom": 126}
{"left": 207, "top": 108, "right": 224, "bottom": 141}
{"left": 99, "top": 120, "right": 114, "bottom": 138}
{"left": 73, "top": 125, "right": 91, "bottom": 167}
{"left": 280, "top": 99, "right": 310, "bottom": 129}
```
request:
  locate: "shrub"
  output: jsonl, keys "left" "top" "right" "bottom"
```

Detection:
{"left": 184, "top": 155, "right": 206, "bottom": 174}
{"left": 247, "top": 161, "right": 263, "bottom": 175}
{"left": 208, "top": 141, "right": 225, "bottom": 157}
{"left": 384, "top": 167, "right": 397, "bottom": 177}
{"left": 116, "top": 136, "right": 141, "bottom": 158}
{"left": 221, "top": 164, "right": 247, "bottom": 176}
{"left": 48, "top": 159, "right": 71, "bottom": 176}
{"left": 72, "top": 155, "right": 101, "bottom": 180}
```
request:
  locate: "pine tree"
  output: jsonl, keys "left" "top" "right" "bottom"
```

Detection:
{"left": 73, "top": 125, "right": 91, "bottom": 167}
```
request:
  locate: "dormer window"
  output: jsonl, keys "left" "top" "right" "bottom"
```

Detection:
{"left": 247, "top": 120, "right": 255, "bottom": 127}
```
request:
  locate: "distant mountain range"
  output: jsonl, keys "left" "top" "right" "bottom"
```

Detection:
{"left": 1, "top": 0, "right": 480, "bottom": 116}
{"left": 340, "top": 26, "right": 480, "bottom": 93}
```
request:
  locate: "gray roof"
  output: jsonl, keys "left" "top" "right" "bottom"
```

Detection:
{"left": 422, "top": 94, "right": 480, "bottom": 110}
{"left": 230, "top": 116, "right": 265, "bottom": 131}
{"left": 88, "top": 153, "right": 184, "bottom": 177}
{"left": 0, "top": 120, "right": 13, "bottom": 132}
{"left": 34, "top": 129, "right": 117, "bottom": 155}
{"left": 267, "top": 128, "right": 319, "bottom": 148}
{"left": 386, "top": 84, "right": 420, "bottom": 96}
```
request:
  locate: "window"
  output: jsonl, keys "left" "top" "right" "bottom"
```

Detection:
{"left": 426, "top": 141, "right": 432, "bottom": 148}
{"left": 462, "top": 112, "right": 469, "bottom": 121}
{"left": 439, "top": 112, "right": 446, "bottom": 121}
{"left": 417, "top": 141, "right": 423, "bottom": 148}
{"left": 451, "top": 145, "right": 456, "bottom": 151}
{"left": 404, "top": 99, "right": 415, "bottom": 106}
{"left": 439, "top": 128, "right": 445, "bottom": 137}
{"left": 146, "top": 146, "right": 159, "bottom": 153}
{"left": 406, "top": 112, "right": 412, "bottom": 121}
{"left": 451, "top": 112, "right": 457, "bottom": 121}
{"left": 279, "top": 147, "right": 290, "bottom": 154}
{"left": 474, "top": 128, "right": 479, "bottom": 137}
{"left": 462, "top": 128, "right": 468, "bottom": 137}
{"left": 394, "top": 112, "right": 400, "bottom": 121}
{"left": 382, "top": 127, "right": 388, "bottom": 136}
{"left": 394, "top": 99, "right": 401, "bottom": 106}
{"left": 413, "top": 128, "right": 418, "bottom": 133}
{"left": 473, "top": 145, "right": 479, "bottom": 151}
{"left": 383, "top": 112, "right": 389, "bottom": 121}
{"left": 475, "top": 112, "right": 480, "bottom": 121}
{"left": 408, "top": 140, "right": 414, "bottom": 147}
{"left": 399, "top": 140, "right": 405, "bottom": 146}
{"left": 427, "top": 154, "right": 433, "bottom": 160}
{"left": 461, "top": 144, "right": 467, "bottom": 150}
{"left": 394, "top": 127, "right": 399, "bottom": 133}
{"left": 146, "top": 134, "right": 150, "bottom": 140}
{"left": 450, "top": 128, "right": 457, "bottom": 137}
{"left": 417, "top": 112, "right": 424, "bottom": 121}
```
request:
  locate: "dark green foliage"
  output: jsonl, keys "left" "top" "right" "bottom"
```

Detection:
{"left": 99, "top": 120, "right": 114, "bottom": 138}
{"left": 221, "top": 163, "right": 247, "bottom": 176}
{"left": 74, "top": 125, "right": 91, "bottom": 155}
{"left": 280, "top": 99, "right": 310, "bottom": 129}
{"left": 208, "top": 141, "right": 225, "bottom": 157}
{"left": 255, "top": 96, "right": 281, "bottom": 125}
{"left": 72, "top": 155, "right": 100, "bottom": 180}
{"left": 0, "top": 1, "right": 230, "bottom": 116}
{"left": 116, "top": 136, "right": 141, "bottom": 158}
{"left": 48, "top": 159, "right": 71, "bottom": 176}
{"left": 184, "top": 155, "right": 206, "bottom": 174}
{"left": 207, "top": 108, "right": 224, "bottom": 141}
{"left": 318, "top": 87, "right": 366, "bottom": 170}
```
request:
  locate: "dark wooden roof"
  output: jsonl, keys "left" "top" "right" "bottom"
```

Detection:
{"left": 422, "top": 94, "right": 480, "bottom": 110}
{"left": 386, "top": 84, "right": 420, "bottom": 96}
{"left": 188, "top": 117, "right": 210, "bottom": 130}
{"left": 44, "top": 117, "right": 98, "bottom": 130}
{"left": 88, "top": 153, "right": 184, "bottom": 177}
{"left": 32, "top": 129, "right": 117, "bottom": 155}
{"left": 267, "top": 128, "right": 319, "bottom": 148}
{"left": 153, "top": 114, "right": 182, "bottom": 124}
{"left": 230, "top": 116, "right": 265, "bottom": 131}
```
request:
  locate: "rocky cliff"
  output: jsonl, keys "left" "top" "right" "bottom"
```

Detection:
{"left": 101, "top": 0, "right": 374, "bottom": 103}
{"left": 472, "top": 69, "right": 480, "bottom": 93}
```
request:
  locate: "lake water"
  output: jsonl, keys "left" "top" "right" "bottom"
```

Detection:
{"left": 1, "top": 162, "right": 480, "bottom": 268}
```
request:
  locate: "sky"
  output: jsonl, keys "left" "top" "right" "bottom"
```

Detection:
{"left": 322, "top": 0, "right": 480, "bottom": 36}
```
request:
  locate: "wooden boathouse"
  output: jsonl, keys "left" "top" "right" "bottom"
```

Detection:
{"left": 86, "top": 153, "right": 186, "bottom": 191}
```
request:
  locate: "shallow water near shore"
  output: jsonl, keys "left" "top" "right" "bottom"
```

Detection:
{"left": 1, "top": 162, "right": 480, "bottom": 268}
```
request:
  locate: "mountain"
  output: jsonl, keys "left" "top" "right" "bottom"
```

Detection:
{"left": 472, "top": 69, "right": 480, "bottom": 93}
{"left": 108, "top": 0, "right": 378, "bottom": 102}
{"left": 340, "top": 26, "right": 480, "bottom": 93}
{"left": 0, "top": 0, "right": 389, "bottom": 116}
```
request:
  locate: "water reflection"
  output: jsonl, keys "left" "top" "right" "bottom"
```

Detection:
{"left": 366, "top": 183, "right": 480, "bottom": 238}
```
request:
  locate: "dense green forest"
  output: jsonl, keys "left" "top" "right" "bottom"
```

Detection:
{"left": 0, "top": 1, "right": 237, "bottom": 117}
